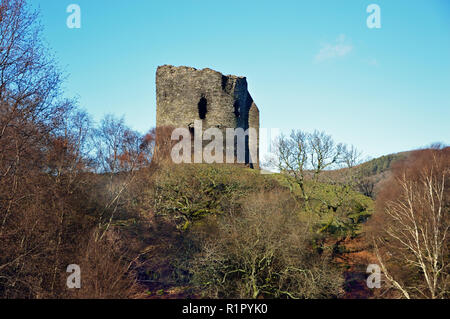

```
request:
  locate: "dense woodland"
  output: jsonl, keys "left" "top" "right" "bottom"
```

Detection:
{"left": 0, "top": 0, "right": 448, "bottom": 299}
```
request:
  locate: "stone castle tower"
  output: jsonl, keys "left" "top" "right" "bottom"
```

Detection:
{"left": 156, "top": 65, "right": 259, "bottom": 168}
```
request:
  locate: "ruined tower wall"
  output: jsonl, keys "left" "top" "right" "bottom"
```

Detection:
{"left": 156, "top": 65, "right": 259, "bottom": 167}
{"left": 249, "top": 102, "right": 260, "bottom": 168}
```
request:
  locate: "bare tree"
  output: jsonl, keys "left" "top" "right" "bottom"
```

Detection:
{"left": 271, "top": 130, "right": 309, "bottom": 200}
{"left": 309, "top": 130, "right": 344, "bottom": 178}
{"left": 356, "top": 175, "right": 376, "bottom": 198}
{"left": 372, "top": 148, "right": 449, "bottom": 299}
{"left": 189, "top": 191, "right": 344, "bottom": 299}
{"left": 270, "top": 129, "right": 354, "bottom": 203}
{"left": 92, "top": 114, "right": 153, "bottom": 241}
{"left": 0, "top": 0, "right": 67, "bottom": 234}
{"left": 0, "top": 1, "right": 153, "bottom": 298}
{"left": 341, "top": 144, "right": 363, "bottom": 169}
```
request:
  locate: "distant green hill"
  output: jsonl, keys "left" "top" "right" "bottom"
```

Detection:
{"left": 356, "top": 151, "right": 409, "bottom": 177}
{"left": 317, "top": 151, "right": 410, "bottom": 198}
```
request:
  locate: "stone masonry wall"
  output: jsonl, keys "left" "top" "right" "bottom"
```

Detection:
{"left": 156, "top": 65, "right": 259, "bottom": 167}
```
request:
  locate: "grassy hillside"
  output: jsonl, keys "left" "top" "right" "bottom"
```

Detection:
{"left": 317, "top": 151, "right": 409, "bottom": 198}
{"left": 137, "top": 163, "right": 375, "bottom": 298}
{"left": 357, "top": 152, "right": 408, "bottom": 175}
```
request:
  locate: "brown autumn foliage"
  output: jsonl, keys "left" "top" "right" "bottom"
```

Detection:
{"left": 0, "top": 0, "right": 368, "bottom": 299}
{"left": 1, "top": 0, "right": 446, "bottom": 300}
{"left": 189, "top": 191, "right": 345, "bottom": 299}
{"left": 0, "top": 0, "right": 158, "bottom": 298}
{"left": 366, "top": 146, "right": 449, "bottom": 298}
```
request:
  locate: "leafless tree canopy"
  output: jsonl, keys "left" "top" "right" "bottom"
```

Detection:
{"left": 370, "top": 148, "right": 449, "bottom": 299}
{"left": 1, "top": 0, "right": 445, "bottom": 301}
{"left": 269, "top": 130, "right": 361, "bottom": 199}
{"left": 0, "top": 1, "right": 155, "bottom": 298}
{"left": 189, "top": 192, "right": 344, "bottom": 299}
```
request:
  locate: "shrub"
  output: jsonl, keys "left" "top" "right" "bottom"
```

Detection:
{"left": 152, "top": 163, "right": 279, "bottom": 229}
{"left": 188, "top": 191, "right": 344, "bottom": 299}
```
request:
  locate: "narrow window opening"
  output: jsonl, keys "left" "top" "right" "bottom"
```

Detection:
{"left": 189, "top": 126, "right": 195, "bottom": 137}
{"left": 198, "top": 96, "right": 208, "bottom": 120}
{"left": 233, "top": 100, "right": 240, "bottom": 117}
{"left": 221, "top": 75, "right": 228, "bottom": 90}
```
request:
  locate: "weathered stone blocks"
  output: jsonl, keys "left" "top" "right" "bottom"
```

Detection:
{"left": 156, "top": 65, "right": 259, "bottom": 168}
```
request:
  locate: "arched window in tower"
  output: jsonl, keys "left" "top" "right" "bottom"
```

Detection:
{"left": 198, "top": 96, "right": 208, "bottom": 119}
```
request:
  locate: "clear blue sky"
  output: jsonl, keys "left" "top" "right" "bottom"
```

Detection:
{"left": 34, "top": 0, "right": 449, "bottom": 159}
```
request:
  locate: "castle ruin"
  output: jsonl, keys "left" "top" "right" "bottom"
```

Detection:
{"left": 156, "top": 65, "right": 259, "bottom": 168}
